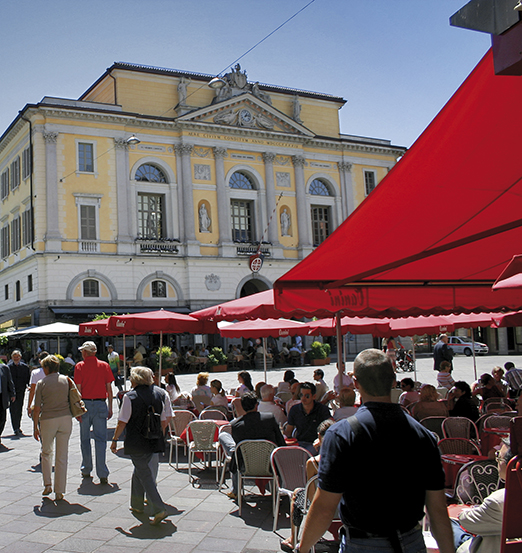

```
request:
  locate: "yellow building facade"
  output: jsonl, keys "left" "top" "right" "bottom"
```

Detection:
{"left": 0, "top": 62, "right": 405, "bottom": 329}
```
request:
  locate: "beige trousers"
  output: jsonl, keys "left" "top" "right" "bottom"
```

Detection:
{"left": 40, "top": 415, "right": 72, "bottom": 494}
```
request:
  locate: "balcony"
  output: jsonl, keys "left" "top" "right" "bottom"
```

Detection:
{"left": 136, "top": 237, "right": 180, "bottom": 254}
{"left": 235, "top": 241, "right": 271, "bottom": 257}
{"left": 79, "top": 240, "right": 99, "bottom": 253}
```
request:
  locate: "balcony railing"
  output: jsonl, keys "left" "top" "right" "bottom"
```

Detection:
{"left": 136, "top": 237, "right": 179, "bottom": 254}
{"left": 79, "top": 240, "right": 99, "bottom": 253}
{"left": 235, "top": 245, "right": 271, "bottom": 257}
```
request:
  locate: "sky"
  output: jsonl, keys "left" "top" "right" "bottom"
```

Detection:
{"left": 0, "top": 0, "right": 491, "bottom": 148}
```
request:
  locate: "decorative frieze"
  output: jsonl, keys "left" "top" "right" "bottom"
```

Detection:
{"left": 276, "top": 172, "right": 291, "bottom": 188}
{"left": 194, "top": 164, "right": 211, "bottom": 181}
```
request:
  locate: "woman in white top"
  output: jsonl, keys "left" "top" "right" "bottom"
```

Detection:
{"left": 165, "top": 373, "right": 180, "bottom": 403}
{"left": 191, "top": 372, "right": 212, "bottom": 399}
{"left": 210, "top": 379, "right": 229, "bottom": 408}
{"left": 235, "top": 371, "right": 253, "bottom": 397}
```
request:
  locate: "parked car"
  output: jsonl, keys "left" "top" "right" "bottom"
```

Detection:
{"left": 447, "top": 336, "right": 489, "bottom": 356}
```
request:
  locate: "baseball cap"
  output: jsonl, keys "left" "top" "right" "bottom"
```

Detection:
{"left": 79, "top": 341, "right": 97, "bottom": 353}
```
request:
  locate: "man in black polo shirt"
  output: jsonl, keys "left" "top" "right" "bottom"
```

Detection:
{"left": 297, "top": 349, "right": 453, "bottom": 553}
{"left": 285, "top": 381, "right": 331, "bottom": 454}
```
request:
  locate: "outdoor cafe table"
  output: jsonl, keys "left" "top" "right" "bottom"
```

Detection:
{"left": 441, "top": 453, "right": 488, "bottom": 489}
{"left": 480, "top": 427, "right": 509, "bottom": 456}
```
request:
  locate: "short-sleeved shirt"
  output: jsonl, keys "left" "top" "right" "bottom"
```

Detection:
{"left": 287, "top": 401, "right": 331, "bottom": 444}
{"left": 30, "top": 367, "right": 45, "bottom": 386}
{"left": 74, "top": 356, "right": 114, "bottom": 399}
{"left": 107, "top": 351, "right": 119, "bottom": 371}
{"left": 333, "top": 373, "right": 354, "bottom": 393}
{"left": 318, "top": 402, "right": 445, "bottom": 534}
{"left": 506, "top": 368, "right": 522, "bottom": 391}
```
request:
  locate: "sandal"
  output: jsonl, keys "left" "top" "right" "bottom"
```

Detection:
{"left": 42, "top": 486, "right": 52, "bottom": 496}
{"left": 280, "top": 539, "right": 294, "bottom": 553}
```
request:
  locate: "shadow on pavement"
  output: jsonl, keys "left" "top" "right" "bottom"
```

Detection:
{"left": 33, "top": 498, "right": 91, "bottom": 518}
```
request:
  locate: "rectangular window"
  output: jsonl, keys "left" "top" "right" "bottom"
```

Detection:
{"left": 80, "top": 205, "right": 97, "bottom": 240}
{"left": 1, "top": 168, "right": 9, "bottom": 200}
{"left": 1, "top": 225, "right": 10, "bottom": 258}
{"left": 231, "top": 200, "right": 253, "bottom": 242}
{"left": 22, "top": 209, "right": 32, "bottom": 246}
{"left": 138, "top": 193, "right": 164, "bottom": 239}
{"left": 78, "top": 143, "right": 94, "bottom": 172}
{"left": 22, "top": 147, "right": 31, "bottom": 180}
{"left": 27, "top": 274, "right": 33, "bottom": 292}
{"left": 10, "top": 157, "right": 20, "bottom": 191}
{"left": 15, "top": 281, "right": 21, "bottom": 302}
{"left": 4, "top": 284, "right": 8, "bottom": 300}
{"left": 83, "top": 279, "right": 99, "bottom": 297}
{"left": 152, "top": 280, "right": 167, "bottom": 298}
{"left": 364, "top": 170, "right": 377, "bottom": 196}
{"left": 311, "top": 206, "right": 330, "bottom": 247}
{"left": 10, "top": 216, "right": 21, "bottom": 253}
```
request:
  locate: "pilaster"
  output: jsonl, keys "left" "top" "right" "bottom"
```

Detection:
{"left": 114, "top": 138, "right": 134, "bottom": 254}
{"left": 338, "top": 161, "right": 354, "bottom": 219}
{"left": 43, "top": 131, "right": 62, "bottom": 252}
{"left": 213, "top": 146, "right": 234, "bottom": 256}
{"left": 292, "top": 155, "right": 312, "bottom": 257}
{"left": 176, "top": 143, "right": 198, "bottom": 255}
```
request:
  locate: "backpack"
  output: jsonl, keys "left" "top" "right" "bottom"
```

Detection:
{"left": 141, "top": 403, "right": 162, "bottom": 440}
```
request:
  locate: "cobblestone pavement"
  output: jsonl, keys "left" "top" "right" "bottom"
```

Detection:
{"left": 1, "top": 353, "right": 519, "bottom": 552}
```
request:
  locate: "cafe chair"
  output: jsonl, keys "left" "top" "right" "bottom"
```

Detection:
{"left": 438, "top": 437, "right": 481, "bottom": 456}
{"left": 484, "top": 414, "right": 513, "bottom": 431}
{"left": 187, "top": 420, "right": 220, "bottom": 484}
{"left": 454, "top": 459, "right": 500, "bottom": 505}
{"left": 275, "top": 391, "right": 292, "bottom": 405}
{"left": 199, "top": 408, "right": 228, "bottom": 421}
{"left": 235, "top": 439, "right": 276, "bottom": 516}
{"left": 484, "top": 398, "right": 511, "bottom": 414}
{"left": 217, "top": 424, "right": 232, "bottom": 491}
{"left": 167, "top": 409, "right": 196, "bottom": 469}
{"left": 420, "top": 416, "right": 447, "bottom": 441}
{"left": 442, "top": 416, "right": 479, "bottom": 442}
{"left": 290, "top": 351, "right": 301, "bottom": 366}
{"left": 271, "top": 446, "right": 312, "bottom": 532}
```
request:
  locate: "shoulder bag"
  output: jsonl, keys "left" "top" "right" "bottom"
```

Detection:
{"left": 67, "top": 377, "right": 88, "bottom": 417}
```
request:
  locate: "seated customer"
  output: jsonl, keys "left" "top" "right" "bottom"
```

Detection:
{"left": 285, "top": 382, "right": 332, "bottom": 454}
{"left": 475, "top": 373, "right": 506, "bottom": 400}
{"left": 447, "top": 381, "right": 479, "bottom": 422}
{"left": 333, "top": 388, "right": 358, "bottom": 421}
{"left": 399, "top": 378, "right": 420, "bottom": 407}
{"left": 258, "top": 384, "right": 287, "bottom": 426}
{"left": 285, "top": 381, "right": 301, "bottom": 414}
{"left": 412, "top": 384, "right": 448, "bottom": 421}
{"left": 277, "top": 370, "right": 295, "bottom": 394}
{"left": 218, "top": 391, "right": 286, "bottom": 500}
{"left": 437, "top": 361, "right": 455, "bottom": 390}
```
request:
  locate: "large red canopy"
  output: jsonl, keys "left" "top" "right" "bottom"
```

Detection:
{"left": 274, "top": 49, "right": 522, "bottom": 318}
{"left": 107, "top": 310, "right": 210, "bottom": 335}
{"left": 218, "top": 318, "right": 308, "bottom": 339}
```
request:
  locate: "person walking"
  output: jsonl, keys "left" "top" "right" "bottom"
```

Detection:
{"left": 107, "top": 345, "right": 122, "bottom": 392}
{"left": 7, "top": 350, "right": 31, "bottom": 436}
{"left": 110, "top": 367, "right": 169, "bottom": 525}
{"left": 32, "top": 355, "right": 74, "bottom": 501}
{"left": 297, "top": 348, "right": 454, "bottom": 553}
{"left": 433, "top": 333, "right": 453, "bottom": 372}
{"left": 0, "top": 362, "right": 15, "bottom": 446}
{"left": 74, "top": 341, "right": 114, "bottom": 483}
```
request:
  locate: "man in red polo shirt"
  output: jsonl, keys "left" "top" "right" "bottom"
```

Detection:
{"left": 74, "top": 341, "right": 114, "bottom": 484}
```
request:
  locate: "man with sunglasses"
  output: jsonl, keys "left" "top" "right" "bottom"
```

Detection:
{"left": 284, "top": 382, "right": 331, "bottom": 455}
{"left": 296, "top": 349, "right": 454, "bottom": 553}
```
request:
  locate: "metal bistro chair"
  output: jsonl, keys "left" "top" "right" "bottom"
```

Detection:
{"left": 442, "top": 416, "right": 479, "bottom": 443}
{"left": 199, "top": 408, "right": 228, "bottom": 421}
{"left": 420, "top": 416, "right": 447, "bottom": 442}
{"left": 455, "top": 459, "right": 501, "bottom": 505}
{"left": 438, "top": 437, "right": 481, "bottom": 456}
{"left": 484, "top": 414, "right": 513, "bottom": 431}
{"left": 235, "top": 439, "right": 277, "bottom": 516}
{"left": 271, "top": 446, "right": 312, "bottom": 532}
{"left": 167, "top": 409, "right": 196, "bottom": 469}
{"left": 187, "top": 420, "right": 220, "bottom": 484}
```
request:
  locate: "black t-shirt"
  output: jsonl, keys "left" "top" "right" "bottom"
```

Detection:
{"left": 318, "top": 402, "right": 445, "bottom": 534}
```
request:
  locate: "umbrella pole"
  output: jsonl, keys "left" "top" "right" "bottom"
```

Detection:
{"left": 58, "top": 336, "right": 61, "bottom": 356}
{"left": 263, "top": 337, "right": 267, "bottom": 382}
{"left": 471, "top": 331, "right": 477, "bottom": 381}
{"left": 159, "top": 332, "right": 163, "bottom": 384}
{"left": 412, "top": 341, "right": 417, "bottom": 382}
{"left": 123, "top": 334, "right": 127, "bottom": 391}
{"left": 336, "top": 312, "right": 343, "bottom": 385}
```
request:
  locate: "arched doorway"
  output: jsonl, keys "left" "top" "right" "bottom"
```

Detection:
{"left": 239, "top": 278, "right": 269, "bottom": 297}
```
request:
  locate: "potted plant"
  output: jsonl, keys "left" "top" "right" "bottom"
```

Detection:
{"left": 308, "top": 341, "right": 327, "bottom": 366}
{"left": 207, "top": 347, "right": 228, "bottom": 372}
{"left": 323, "top": 342, "right": 331, "bottom": 364}
{"left": 55, "top": 354, "right": 73, "bottom": 376}
{"left": 158, "top": 346, "right": 173, "bottom": 375}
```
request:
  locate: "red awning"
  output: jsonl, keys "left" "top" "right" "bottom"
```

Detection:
{"left": 79, "top": 319, "right": 120, "bottom": 337}
{"left": 307, "top": 316, "right": 391, "bottom": 336}
{"left": 274, "top": 49, "right": 522, "bottom": 317}
{"left": 218, "top": 318, "right": 308, "bottom": 339}
{"left": 107, "top": 310, "right": 211, "bottom": 335}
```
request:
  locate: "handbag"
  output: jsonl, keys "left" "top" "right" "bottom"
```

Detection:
{"left": 67, "top": 377, "right": 88, "bottom": 417}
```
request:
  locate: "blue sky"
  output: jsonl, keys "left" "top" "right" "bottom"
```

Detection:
{"left": 0, "top": 1, "right": 490, "bottom": 147}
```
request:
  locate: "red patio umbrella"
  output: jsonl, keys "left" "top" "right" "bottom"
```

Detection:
{"left": 306, "top": 316, "right": 391, "bottom": 337}
{"left": 79, "top": 319, "right": 120, "bottom": 337}
{"left": 493, "top": 255, "right": 522, "bottom": 291}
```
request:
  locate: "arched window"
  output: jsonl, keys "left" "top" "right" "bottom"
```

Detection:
{"left": 135, "top": 164, "right": 167, "bottom": 183}
{"left": 309, "top": 179, "right": 331, "bottom": 196}
{"left": 230, "top": 171, "right": 254, "bottom": 190}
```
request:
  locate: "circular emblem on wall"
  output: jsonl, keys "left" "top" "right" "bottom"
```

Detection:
{"left": 249, "top": 253, "right": 264, "bottom": 273}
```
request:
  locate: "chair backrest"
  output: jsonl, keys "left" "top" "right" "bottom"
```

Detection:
{"left": 236, "top": 439, "right": 276, "bottom": 477}
{"left": 171, "top": 410, "right": 196, "bottom": 436}
{"left": 276, "top": 391, "right": 292, "bottom": 404}
{"left": 192, "top": 394, "right": 212, "bottom": 410}
{"left": 199, "top": 409, "right": 228, "bottom": 421}
{"left": 436, "top": 387, "right": 449, "bottom": 400}
{"left": 219, "top": 423, "right": 232, "bottom": 435}
{"left": 271, "top": 446, "right": 312, "bottom": 492}
{"left": 442, "top": 416, "right": 478, "bottom": 441}
{"left": 420, "top": 416, "right": 446, "bottom": 438}
{"left": 390, "top": 388, "right": 402, "bottom": 404}
{"left": 476, "top": 413, "right": 494, "bottom": 434}
{"left": 187, "top": 420, "right": 218, "bottom": 450}
{"left": 438, "top": 437, "right": 481, "bottom": 456}
{"left": 485, "top": 415, "right": 513, "bottom": 430}
{"left": 455, "top": 459, "right": 500, "bottom": 505}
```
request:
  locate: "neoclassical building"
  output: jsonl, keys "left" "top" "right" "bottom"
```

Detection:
{"left": 0, "top": 62, "right": 405, "bottom": 330}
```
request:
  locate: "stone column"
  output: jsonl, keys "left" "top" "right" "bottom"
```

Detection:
{"left": 497, "top": 327, "right": 509, "bottom": 355}
{"left": 338, "top": 161, "right": 354, "bottom": 220}
{"left": 174, "top": 144, "right": 185, "bottom": 243}
{"left": 213, "top": 147, "right": 232, "bottom": 247}
{"left": 292, "top": 155, "right": 311, "bottom": 255}
{"left": 176, "top": 144, "right": 198, "bottom": 254}
{"left": 114, "top": 138, "right": 134, "bottom": 254}
{"left": 43, "top": 131, "right": 62, "bottom": 252}
{"left": 262, "top": 152, "right": 279, "bottom": 245}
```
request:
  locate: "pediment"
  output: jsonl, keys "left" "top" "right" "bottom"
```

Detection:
{"left": 177, "top": 93, "right": 315, "bottom": 137}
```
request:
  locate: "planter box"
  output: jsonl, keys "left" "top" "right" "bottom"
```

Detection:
{"left": 211, "top": 364, "right": 227, "bottom": 372}
{"left": 324, "top": 357, "right": 331, "bottom": 364}
{"left": 310, "top": 358, "right": 327, "bottom": 366}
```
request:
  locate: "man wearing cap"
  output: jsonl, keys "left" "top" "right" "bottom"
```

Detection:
{"left": 504, "top": 361, "right": 522, "bottom": 399}
{"left": 74, "top": 341, "right": 114, "bottom": 483}
{"left": 433, "top": 334, "right": 454, "bottom": 372}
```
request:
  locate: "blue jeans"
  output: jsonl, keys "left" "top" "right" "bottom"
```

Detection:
{"left": 340, "top": 526, "right": 426, "bottom": 553}
{"left": 80, "top": 400, "right": 109, "bottom": 479}
{"left": 130, "top": 452, "right": 166, "bottom": 515}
